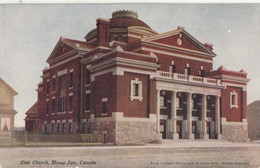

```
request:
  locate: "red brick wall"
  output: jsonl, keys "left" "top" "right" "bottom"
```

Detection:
{"left": 116, "top": 72, "right": 150, "bottom": 118}
{"left": 221, "top": 86, "right": 243, "bottom": 122}
{"left": 91, "top": 72, "right": 116, "bottom": 118}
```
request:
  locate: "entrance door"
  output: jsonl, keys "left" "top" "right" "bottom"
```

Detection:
{"left": 160, "top": 120, "right": 166, "bottom": 139}
{"left": 207, "top": 122, "right": 211, "bottom": 138}
{"left": 177, "top": 121, "right": 182, "bottom": 139}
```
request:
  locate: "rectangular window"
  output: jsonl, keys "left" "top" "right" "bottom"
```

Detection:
{"left": 230, "top": 91, "right": 238, "bottom": 109}
{"left": 69, "top": 96, "right": 73, "bottom": 111}
{"left": 47, "top": 81, "right": 49, "bottom": 94}
{"left": 83, "top": 122, "right": 87, "bottom": 133}
{"left": 62, "top": 123, "right": 66, "bottom": 133}
{"left": 69, "top": 123, "right": 72, "bottom": 133}
{"left": 86, "top": 94, "right": 90, "bottom": 111}
{"left": 52, "top": 78, "right": 56, "bottom": 91}
{"left": 130, "top": 78, "right": 143, "bottom": 101}
{"left": 46, "top": 101, "right": 49, "bottom": 114}
{"left": 185, "top": 67, "right": 191, "bottom": 75}
{"left": 44, "top": 124, "right": 47, "bottom": 133}
{"left": 57, "top": 123, "right": 60, "bottom": 133}
{"left": 133, "top": 83, "right": 139, "bottom": 96}
{"left": 52, "top": 99, "right": 55, "bottom": 111}
{"left": 69, "top": 72, "right": 73, "bottom": 87}
{"left": 86, "top": 69, "right": 90, "bottom": 85}
{"left": 200, "top": 69, "right": 205, "bottom": 77}
{"left": 59, "top": 75, "right": 66, "bottom": 96}
{"left": 102, "top": 102, "right": 107, "bottom": 114}
{"left": 58, "top": 97, "right": 66, "bottom": 112}
{"left": 51, "top": 123, "right": 55, "bottom": 133}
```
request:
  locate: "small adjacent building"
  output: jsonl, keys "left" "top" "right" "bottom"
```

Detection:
{"left": 25, "top": 10, "right": 250, "bottom": 144}
{"left": 247, "top": 101, "right": 260, "bottom": 141}
{"left": 0, "top": 78, "right": 18, "bottom": 139}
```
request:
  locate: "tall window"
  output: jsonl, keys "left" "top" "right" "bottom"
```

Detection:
{"left": 51, "top": 123, "right": 55, "bottom": 133}
{"left": 59, "top": 75, "right": 66, "bottom": 96}
{"left": 199, "top": 66, "right": 205, "bottom": 77}
{"left": 62, "top": 123, "right": 66, "bottom": 133}
{"left": 83, "top": 122, "right": 87, "bottom": 133}
{"left": 102, "top": 102, "right": 107, "bottom": 114}
{"left": 230, "top": 91, "right": 238, "bottom": 109}
{"left": 57, "top": 123, "right": 60, "bottom": 133}
{"left": 46, "top": 101, "right": 49, "bottom": 114}
{"left": 130, "top": 78, "right": 143, "bottom": 101}
{"left": 52, "top": 78, "right": 56, "bottom": 91}
{"left": 52, "top": 99, "right": 55, "bottom": 111}
{"left": 69, "top": 72, "right": 73, "bottom": 87}
{"left": 69, "top": 123, "right": 72, "bottom": 133}
{"left": 86, "top": 93, "right": 90, "bottom": 111}
{"left": 169, "top": 61, "right": 176, "bottom": 73}
{"left": 69, "top": 96, "right": 73, "bottom": 111}
{"left": 58, "top": 97, "right": 66, "bottom": 112}
{"left": 44, "top": 124, "right": 47, "bottom": 133}
{"left": 47, "top": 81, "right": 49, "bottom": 94}
{"left": 86, "top": 69, "right": 90, "bottom": 85}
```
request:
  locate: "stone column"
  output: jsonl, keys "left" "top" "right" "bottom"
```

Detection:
{"left": 201, "top": 94, "right": 209, "bottom": 139}
{"left": 215, "top": 95, "right": 222, "bottom": 139}
{"left": 186, "top": 92, "right": 194, "bottom": 139}
{"left": 156, "top": 89, "right": 161, "bottom": 134}
{"left": 171, "top": 91, "right": 179, "bottom": 139}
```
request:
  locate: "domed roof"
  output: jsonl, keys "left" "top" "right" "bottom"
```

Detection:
{"left": 109, "top": 10, "right": 152, "bottom": 29}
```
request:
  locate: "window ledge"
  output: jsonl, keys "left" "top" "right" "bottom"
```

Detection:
{"left": 46, "top": 114, "right": 49, "bottom": 116}
{"left": 69, "top": 87, "right": 73, "bottom": 89}
{"left": 130, "top": 96, "right": 143, "bottom": 101}
{"left": 160, "top": 106, "right": 167, "bottom": 109}
{"left": 57, "top": 111, "right": 67, "bottom": 114}
{"left": 85, "top": 110, "right": 90, "bottom": 113}
{"left": 85, "top": 84, "right": 91, "bottom": 87}
{"left": 52, "top": 91, "right": 56, "bottom": 93}
{"left": 101, "top": 113, "right": 107, "bottom": 116}
{"left": 68, "top": 111, "right": 73, "bottom": 113}
{"left": 230, "top": 105, "right": 238, "bottom": 109}
{"left": 51, "top": 113, "right": 55, "bottom": 115}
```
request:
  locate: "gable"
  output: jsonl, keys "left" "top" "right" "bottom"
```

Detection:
{"left": 152, "top": 34, "right": 204, "bottom": 52}
{"left": 143, "top": 28, "right": 216, "bottom": 56}
{"left": 51, "top": 42, "right": 74, "bottom": 61}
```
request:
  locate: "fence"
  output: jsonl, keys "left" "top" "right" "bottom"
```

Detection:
{"left": 25, "top": 132, "right": 104, "bottom": 143}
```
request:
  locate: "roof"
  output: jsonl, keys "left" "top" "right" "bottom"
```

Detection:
{"left": 26, "top": 102, "right": 38, "bottom": 115}
{"left": 0, "top": 77, "right": 18, "bottom": 95}
{"left": 109, "top": 17, "right": 151, "bottom": 29}
{"left": 248, "top": 100, "right": 260, "bottom": 112}
{"left": 62, "top": 38, "right": 96, "bottom": 49}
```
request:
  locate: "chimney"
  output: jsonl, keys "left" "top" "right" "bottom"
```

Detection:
{"left": 204, "top": 43, "right": 213, "bottom": 51}
{"left": 96, "top": 18, "right": 110, "bottom": 47}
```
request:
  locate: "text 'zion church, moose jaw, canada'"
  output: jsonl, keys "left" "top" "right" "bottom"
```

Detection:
{"left": 25, "top": 10, "right": 250, "bottom": 144}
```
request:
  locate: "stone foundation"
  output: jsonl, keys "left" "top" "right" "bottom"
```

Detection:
{"left": 221, "top": 118, "right": 249, "bottom": 143}
{"left": 89, "top": 112, "right": 160, "bottom": 144}
{"left": 116, "top": 120, "right": 159, "bottom": 144}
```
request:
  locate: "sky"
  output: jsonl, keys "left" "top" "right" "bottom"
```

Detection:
{"left": 0, "top": 4, "right": 260, "bottom": 127}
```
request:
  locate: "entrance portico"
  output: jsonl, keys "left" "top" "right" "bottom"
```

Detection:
{"left": 155, "top": 72, "right": 223, "bottom": 140}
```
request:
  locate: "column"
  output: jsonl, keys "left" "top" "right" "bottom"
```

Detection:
{"left": 186, "top": 92, "right": 194, "bottom": 139}
{"left": 171, "top": 91, "right": 179, "bottom": 139}
{"left": 156, "top": 89, "right": 161, "bottom": 134}
{"left": 201, "top": 94, "right": 209, "bottom": 139}
{"left": 215, "top": 95, "right": 222, "bottom": 139}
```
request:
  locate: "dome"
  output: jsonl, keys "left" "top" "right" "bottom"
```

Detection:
{"left": 109, "top": 10, "right": 152, "bottom": 29}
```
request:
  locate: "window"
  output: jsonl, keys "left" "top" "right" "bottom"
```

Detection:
{"left": 86, "top": 69, "right": 91, "bottom": 85}
{"left": 52, "top": 99, "right": 55, "bottom": 111}
{"left": 47, "top": 80, "right": 49, "bottom": 94}
{"left": 62, "top": 123, "right": 66, "bottom": 133}
{"left": 83, "top": 122, "right": 87, "bottom": 133}
{"left": 169, "top": 61, "right": 176, "bottom": 73}
{"left": 69, "top": 72, "right": 73, "bottom": 87}
{"left": 51, "top": 123, "right": 55, "bottom": 133}
{"left": 56, "top": 123, "right": 60, "bottom": 133}
{"left": 185, "top": 63, "right": 191, "bottom": 75}
{"left": 59, "top": 75, "right": 66, "bottom": 96}
{"left": 130, "top": 78, "right": 143, "bottom": 101}
{"left": 44, "top": 124, "right": 47, "bottom": 133}
{"left": 86, "top": 93, "right": 90, "bottom": 111}
{"left": 52, "top": 78, "right": 56, "bottom": 91}
{"left": 46, "top": 101, "right": 49, "bottom": 114}
{"left": 199, "top": 66, "right": 205, "bottom": 77}
{"left": 102, "top": 102, "right": 107, "bottom": 114}
{"left": 58, "top": 97, "right": 66, "bottom": 112}
{"left": 69, "top": 96, "right": 73, "bottom": 111}
{"left": 230, "top": 91, "right": 238, "bottom": 109}
{"left": 69, "top": 123, "right": 72, "bottom": 133}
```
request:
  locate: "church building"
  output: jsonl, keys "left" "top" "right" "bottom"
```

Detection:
{"left": 25, "top": 10, "right": 250, "bottom": 144}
